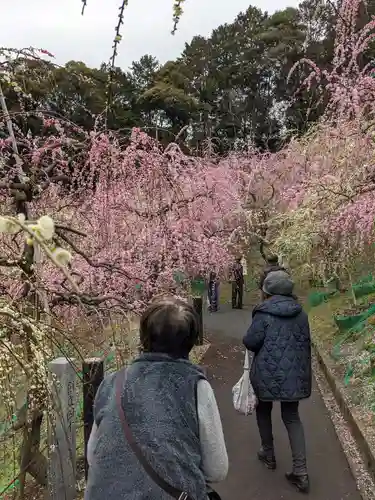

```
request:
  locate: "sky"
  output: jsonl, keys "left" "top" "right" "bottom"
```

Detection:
{"left": 2, "top": 0, "right": 299, "bottom": 71}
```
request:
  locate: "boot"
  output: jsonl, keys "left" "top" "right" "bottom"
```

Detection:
{"left": 257, "top": 448, "right": 276, "bottom": 470}
{"left": 285, "top": 472, "right": 310, "bottom": 493}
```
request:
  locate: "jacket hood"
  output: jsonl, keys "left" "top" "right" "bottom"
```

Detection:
{"left": 253, "top": 295, "right": 302, "bottom": 318}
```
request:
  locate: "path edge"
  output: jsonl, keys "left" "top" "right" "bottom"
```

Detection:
{"left": 312, "top": 339, "right": 375, "bottom": 482}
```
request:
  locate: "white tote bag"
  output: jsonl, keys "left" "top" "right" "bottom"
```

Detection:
{"left": 232, "top": 350, "right": 257, "bottom": 415}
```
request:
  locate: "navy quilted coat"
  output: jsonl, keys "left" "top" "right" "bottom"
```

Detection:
{"left": 243, "top": 295, "right": 312, "bottom": 401}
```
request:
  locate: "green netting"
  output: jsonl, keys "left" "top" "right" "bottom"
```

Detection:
{"left": 334, "top": 303, "right": 375, "bottom": 332}
{"left": 191, "top": 278, "right": 205, "bottom": 296}
{"left": 324, "top": 273, "right": 375, "bottom": 390}
{"left": 331, "top": 331, "right": 355, "bottom": 360}
{"left": 355, "top": 273, "right": 373, "bottom": 285}
{"left": 308, "top": 273, "right": 375, "bottom": 308}
{"left": 307, "top": 290, "right": 338, "bottom": 308}
{"left": 331, "top": 321, "right": 375, "bottom": 394}
{"left": 331, "top": 318, "right": 370, "bottom": 360}
{"left": 334, "top": 313, "right": 364, "bottom": 332}
{"left": 353, "top": 282, "right": 375, "bottom": 299}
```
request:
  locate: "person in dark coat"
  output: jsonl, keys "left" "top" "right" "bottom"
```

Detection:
{"left": 208, "top": 271, "right": 219, "bottom": 312}
{"left": 258, "top": 255, "right": 287, "bottom": 291}
{"left": 243, "top": 270, "right": 311, "bottom": 493}
{"left": 231, "top": 257, "right": 244, "bottom": 309}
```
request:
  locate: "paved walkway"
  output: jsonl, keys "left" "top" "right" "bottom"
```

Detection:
{"left": 203, "top": 304, "right": 361, "bottom": 499}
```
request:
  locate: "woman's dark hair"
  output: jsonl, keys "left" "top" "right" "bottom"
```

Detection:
{"left": 140, "top": 295, "right": 199, "bottom": 358}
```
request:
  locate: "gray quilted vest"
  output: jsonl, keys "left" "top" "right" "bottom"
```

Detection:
{"left": 84, "top": 353, "right": 207, "bottom": 500}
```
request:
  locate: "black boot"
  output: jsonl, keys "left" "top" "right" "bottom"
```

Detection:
{"left": 257, "top": 448, "right": 276, "bottom": 470}
{"left": 285, "top": 472, "right": 310, "bottom": 493}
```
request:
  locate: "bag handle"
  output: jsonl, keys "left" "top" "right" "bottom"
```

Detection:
{"left": 243, "top": 350, "right": 250, "bottom": 370}
{"left": 115, "top": 369, "right": 194, "bottom": 500}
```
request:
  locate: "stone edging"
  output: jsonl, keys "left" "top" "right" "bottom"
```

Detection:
{"left": 312, "top": 340, "right": 375, "bottom": 481}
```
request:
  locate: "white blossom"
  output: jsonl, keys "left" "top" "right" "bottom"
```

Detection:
{"left": 0, "top": 216, "right": 20, "bottom": 234}
{"left": 37, "top": 215, "right": 55, "bottom": 240}
{"left": 52, "top": 248, "right": 72, "bottom": 267}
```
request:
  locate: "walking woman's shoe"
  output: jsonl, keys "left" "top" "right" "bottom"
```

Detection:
{"left": 285, "top": 472, "right": 310, "bottom": 493}
{"left": 257, "top": 449, "right": 276, "bottom": 470}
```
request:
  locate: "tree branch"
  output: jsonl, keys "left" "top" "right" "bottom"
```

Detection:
{"left": 55, "top": 230, "right": 141, "bottom": 282}
{"left": 55, "top": 224, "right": 87, "bottom": 237}
{"left": 0, "top": 256, "right": 20, "bottom": 267}
{"left": 50, "top": 291, "right": 131, "bottom": 309}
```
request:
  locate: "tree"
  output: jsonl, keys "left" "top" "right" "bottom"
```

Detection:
{"left": 130, "top": 55, "right": 160, "bottom": 94}
{"left": 259, "top": 7, "right": 309, "bottom": 137}
{"left": 0, "top": 47, "right": 247, "bottom": 496}
{"left": 177, "top": 7, "right": 274, "bottom": 153}
{"left": 1, "top": 3, "right": 352, "bottom": 151}
{"left": 139, "top": 61, "right": 199, "bottom": 142}
{"left": 271, "top": 0, "right": 375, "bottom": 281}
{"left": 146, "top": 3, "right": 330, "bottom": 152}
{"left": 0, "top": 51, "right": 141, "bottom": 134}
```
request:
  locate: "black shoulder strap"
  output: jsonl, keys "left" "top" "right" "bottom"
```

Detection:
{"left": 115, "top": 370, "right": 194, "bottom": 500}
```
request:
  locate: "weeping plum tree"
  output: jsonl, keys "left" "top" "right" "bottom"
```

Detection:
{"left": 271, "top": 0, "right": 375, "bottom": 282}
{"left": 0, "top": 42, "right": 246, "bottom": 495}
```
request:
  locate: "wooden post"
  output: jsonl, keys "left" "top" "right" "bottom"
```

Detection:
{"left": 192, "top": 296, "right": 203, "bottom": 345}
{"left": 82, "top": 358, "right": 104, "bottom": 480}
{"left": 48, "top": 357, "right": 76, "bottom": 500}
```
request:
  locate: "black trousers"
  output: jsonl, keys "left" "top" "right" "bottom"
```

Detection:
{"left": 231, "top": 281, "right": 243, "bottom": 309}
{"left": 256, "top": 400, "right": 307, "bottom": 475}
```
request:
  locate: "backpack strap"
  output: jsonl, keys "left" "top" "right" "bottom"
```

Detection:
{"left": 115, "top": 369, "right": 195, "bottom": 500}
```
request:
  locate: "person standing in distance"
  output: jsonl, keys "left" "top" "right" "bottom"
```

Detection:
{"left": 259, "top": 255, "right": 287, "bottom": 291}
{"left": 231, "top": 257, "right": 244, "bottom": 309}
{"left": 208, "top": 271, "right": 220, "bottom": 312}
{"left": 243, "top": 270, "right": 311, "bottom": 493}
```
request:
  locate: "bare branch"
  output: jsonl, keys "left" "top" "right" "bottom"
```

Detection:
{"left": 0, "top": 256, "right": 20, "bottom": 267}
{"left": 55, "top": 224, "right": 87, "bottom": 237}
{"left": 50, "top": 291, "right": 131, "bottom": 309}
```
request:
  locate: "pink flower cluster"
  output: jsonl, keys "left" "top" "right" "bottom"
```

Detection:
{"left": 0, "top": 119, "right": 248, "bottom": 315}
{"left": 3, "top": 0, "right": 375, "bottom": 315}
{"left": 289, "top": 0, "right": 375, "bottom": 121}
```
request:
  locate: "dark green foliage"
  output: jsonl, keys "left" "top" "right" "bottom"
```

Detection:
{"left": 5, "top": 0, "right": 375, "bottom": 152}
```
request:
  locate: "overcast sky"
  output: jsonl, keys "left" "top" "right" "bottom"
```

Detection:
{"left": 2, "top": 0, "right": 299, "bottom": 70}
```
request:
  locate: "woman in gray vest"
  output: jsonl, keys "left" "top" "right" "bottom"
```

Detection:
{"left": 85, "top": 295, "right": 228, "bottom": 500}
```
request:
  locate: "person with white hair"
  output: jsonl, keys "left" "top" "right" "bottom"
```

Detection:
{"left": 85, "top": 295, "right": 227, "bottom": 500}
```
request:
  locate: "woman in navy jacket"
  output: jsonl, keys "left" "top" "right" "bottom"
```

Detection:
{"left": 243, "top": 270, "right": 311, "bottom": 493}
